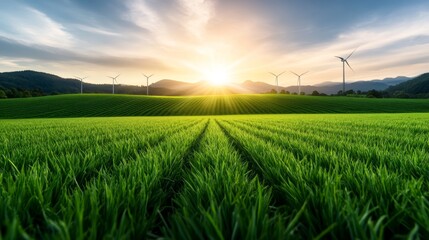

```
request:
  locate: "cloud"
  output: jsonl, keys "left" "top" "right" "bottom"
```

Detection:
{"left": 122, "top": 0, "right": 162, "bottom": 33}
{"left": 255, "top": 8, "right": 429, "bottom": 83}
{"left": 0, "top": 5, "right": 73, "bottom": 48}
{"left": 122, "top": 0, "right": 216, "bottom": 44}
{"left": 0, "top": 36, "right": 172, "bottom": 71}
{"left": 177, "top": 0, "right": 214, "bottom": 39}
{"left": 73, "top": 24, "right": 120, "bottom": 37}
{"left": 1, "top": 1, "right": 429, "bottom": 84}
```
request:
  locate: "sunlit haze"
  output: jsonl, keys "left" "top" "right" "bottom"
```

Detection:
{"left": 1, "top": 0, "right": 428, "bottom": 86}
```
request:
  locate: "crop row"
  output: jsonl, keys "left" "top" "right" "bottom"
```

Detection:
{"left": 2, "top": 94, "right": 429, "bottom": 119}
{"left": 1, "top": 117, "right": 207, "bottom": 238}
{"left": 217, "top": 114, "right": 429, "bottom": 238}
{"left": 1, "top": 114, "right": 428, "bottom": 239}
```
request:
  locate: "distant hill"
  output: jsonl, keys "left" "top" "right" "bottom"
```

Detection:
{"left": 311, "top": 81, "right": 389, "bottom": 94}
{"left": 314, "top": 76, "right": 410, "bottom": 87}
{"left": 0, "top": 70, "right": 156, "bottom": 96}
{"left": 227, "top": 77, "right": 410, "bottom": 95}
{"left": 241, "top": 80, "right": 277, "bottom": 93}
{"left": 150, "top": 79, "right": 195, "bottom": 90}
{"left": 372, "top": 76, "right": 411, "bottom": 86}
{"left": 0, "top": 70, "right": 415, "bottom": 97}
{"left": 307, "top": 76, "right": 411, "bottom": 94}
{"left": 386, "top": 73, "right": 429, "bottom": 98}
{"left": 151, "top": 80, "right": 249, "bottom": 95}
{"left": 0, "top": 70, "right": 80, "bottom": 94}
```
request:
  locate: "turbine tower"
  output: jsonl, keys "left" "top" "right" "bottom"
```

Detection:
{"left": 74, "top": 76, "right": 87, "bottom": 94}
{"left": 290, "top": 71, "right": 308, "bottom": 95}
{"left": 335, "top": 49, "right": 355, "bottom": 94}
{"left": 143, "top": 74, "right": 154, "bottom": 95}
{"left": 107, "top": 74, "right": 120, "bottom": 94}
{"left": 269, "top": 71, "right": 285, "bottom": 94}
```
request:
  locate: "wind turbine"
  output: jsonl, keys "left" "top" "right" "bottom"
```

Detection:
{"left": 335, "top": 49, "right": 356, "bottom": 94}
{"left": 74, "top": 76, "right": 87, "bottom": 94}
{"left": 290, "top": 71, "right": 308, "bottom": 95}
{"left": 269, "top": 71, "right": 285, "bottom": 94}
{"left": 143, "top": 74, "right": 154, "bottom": 95}
{"left": 107, "top": 74, "right": 120, "bottom": 94}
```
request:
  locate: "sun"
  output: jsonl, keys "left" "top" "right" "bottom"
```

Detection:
{"left": 204, "top": 65, "right": 231, "bottom": 86}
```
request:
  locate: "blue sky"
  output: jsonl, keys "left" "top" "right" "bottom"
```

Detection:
{"left": 1, "top": 0, "right": 428, "bottom": 86}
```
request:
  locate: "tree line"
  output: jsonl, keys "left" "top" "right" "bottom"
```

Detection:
{"left": 0, "top": 87, "right": 46, "bottom": 99}
{"left": 266, "top": 88, "right": 428, "bottom": 98}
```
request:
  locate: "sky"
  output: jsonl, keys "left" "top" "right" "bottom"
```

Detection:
{"left": 1, "top": 0, "right": 429, "bottom": 86}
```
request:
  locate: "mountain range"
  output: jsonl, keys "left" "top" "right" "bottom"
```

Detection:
{"left": 0, "top": 70, "right": 427, "bottom": 97}
{"left": 148, "top": 76, "right": 412, "bottom": 95}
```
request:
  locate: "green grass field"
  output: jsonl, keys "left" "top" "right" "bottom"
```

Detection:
{"left": 1, "top": 113, "right": 429, "bottom": 239}
{"left": 1, "top": 94, "right": 429, "bottom": 118}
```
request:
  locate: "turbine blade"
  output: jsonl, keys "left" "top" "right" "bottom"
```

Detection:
{"left": 270, "top": 72, "right": 285, "bottom": 77}
{"left": 335, "top": 56, "right": 344, "bottom": 60}
{"left": 346, "top": 49, "right": 356, "bottom": 60}
{"left": 345, "top": 60, "right": 354, "bottom": 72}
{"left": 115, "top": 74, "right": 121, "bottom": 78}
{"left": 290, "top": 71, "right": 299, "bottom": 77}
{"left": 300, "top": 71, "right": 309, "bottom": 76}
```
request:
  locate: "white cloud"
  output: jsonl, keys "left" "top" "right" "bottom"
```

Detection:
{"left": 2, "top": 1, "right": 429, "bottom": 85}
{"left": 0, "top": 6, "right": 73, "bottom": 48}
{"left": 122, "top": 0, "right": 215, "bottom": 45}
{"left": 177, "top": 0, "right": 214, "bottom": 39}
{"left": 258, "top": 9, "right": 429, "bottom": 84}
{"left": 74, "top": 24, "right": 120, "bottom": 37}
{"left": 123, "top": 0, "right": 161, "bottom": 32}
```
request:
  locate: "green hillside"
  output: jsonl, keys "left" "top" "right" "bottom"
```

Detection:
{"left": 1, "top": 94, "right": 428, "bottom": 118}
{"left": 0, "top": 70, "right": 173, "bottom": 96}
{"left": 0, "top": 70, "right": 80, "bottom": 94}
{"left": 387, "top": 73, "right": 429, "bottom": 98}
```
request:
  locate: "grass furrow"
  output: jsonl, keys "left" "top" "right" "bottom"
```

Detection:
{"left": 1, "top": 114, "right": 429, "bottom": 239}
{"left": 229, "top": 117, "right": 429, "bottom": 181}
{"left": 217, "top": 119, "right": 428, "bottom": 239}
{"left": 163, "top": 120, "right": 291, "bottom": 239}
{"left": 0, "top": 118, "right": 207, "bottom": 238}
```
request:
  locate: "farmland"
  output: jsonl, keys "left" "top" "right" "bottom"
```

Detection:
{"left": 1, "top": 94, "right": 429, "bottom": 118}
{"left": 1, "top": 113, "right": 429, "bottom": 239}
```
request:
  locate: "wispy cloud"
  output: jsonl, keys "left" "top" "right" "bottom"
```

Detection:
{"left": 177, "top": 0, "right": 214, "bottom": 39}
{"left": 122, "top": 0, "right": 215, "bottom": 46}
{"left": 1, "top": 1, "right": 429, "bottom": 85}
{"left": 73, "top": 24, "right": 120, "bottom": 37}
{"left": 123, "top": 0, "right": 162, "bottom": 34}
{"left": 257, "top": 8, "right": 429, "bottom": 83}
{"left": 0, "top": 5, "right": 73, "bottom": 48}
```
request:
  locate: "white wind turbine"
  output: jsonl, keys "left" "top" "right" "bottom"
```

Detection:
{"left": 74, "top": 76, "right": 87, "bottom": 94}
{"left": 335, "top": 49, "right": 356, "bottom": 94}
{"left": 143, "top": 74, "right": 154, "bottom": 95}
{"left": 107, "top": 74, "right": 120, "bottom": 94}
{"left": 269, "top": 71, "right": 285, "bottom": 94}
{"left": 290, "top": 71, "right": 308, "bottom": 95}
